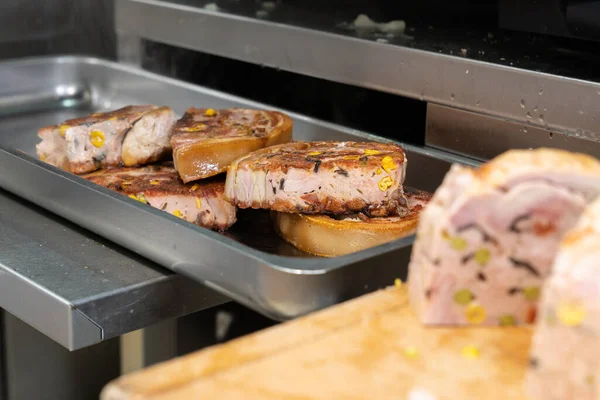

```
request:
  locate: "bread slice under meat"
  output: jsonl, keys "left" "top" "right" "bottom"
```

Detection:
{"left": 36, "top": 105, "right": 177, "bottom": 174}
{"left": 225, "top": 141, "right": 407, "bottom": 217}
{"left": 170, "top": 108, "right": 293, "bottom": 183}
{"left": 273, "top": 188, "right": 431, "bottom": 257}
{"left": 84, "top": 162, "right": 236, "bottom": 231}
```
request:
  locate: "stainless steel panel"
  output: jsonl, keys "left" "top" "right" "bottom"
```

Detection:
{"left": 115, "top": 0, "right": 600, "bottom": 141}
{"left": 0, "top": 188, "right": 227, "bottom": 351}
{"left": 0, "top": 56, "right": 476, "bottom": 321}
{"left": 426, "top": 104, "right": 600, "bottom": 161}
{"left": 3, "top": 311, "right": 119, "bottom": 400}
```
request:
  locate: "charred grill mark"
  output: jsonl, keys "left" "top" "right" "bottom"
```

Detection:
{"left": 303, "top": 190, "right": 315, "bottom": 195}
{"left": 313, "top": 160, "right": 322, "bottom": 173}
{"left": 279, "top": 178, "right": 285, "bottom": 191}
{"left": 477, "top": 272, "right": 487, "bottom": 281}
{"left": 509, "top": 214, "right": 530, "bottom": 234}
{"left": 272, "top": 186, "right": 277, "bottom": 195}
{"left": 160, "top": 203, "right": 168, "bottom": 210}
{"left": 334, "top": 169, "right": 349, "bottom": 177}
{"left": 359, "top": 155, "right": 368, "bottom": 162}
{"left": 509, "top": 257, "right": 541, "bottom": 277}
{"left": 457, "top": 223, "right": 497, "bottom": 244}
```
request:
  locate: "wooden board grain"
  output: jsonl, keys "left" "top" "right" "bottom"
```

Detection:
{"left": 102, "top": 286, "right": 533, "bottom": 400}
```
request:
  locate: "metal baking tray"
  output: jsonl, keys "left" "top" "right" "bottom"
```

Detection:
{"left": 0, "top": 56, "right": 475, "bottom": 320}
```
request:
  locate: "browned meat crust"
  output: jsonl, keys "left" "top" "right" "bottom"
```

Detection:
{"left": 170, "top": 108, "right": 293, "bottom": 182}
{"left": 84, "top": 163, "right": 236, "bottom": 231}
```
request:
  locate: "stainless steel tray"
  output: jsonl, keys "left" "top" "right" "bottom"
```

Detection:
{"left": 0, "top": 56, "right": 476, "bottom": 320}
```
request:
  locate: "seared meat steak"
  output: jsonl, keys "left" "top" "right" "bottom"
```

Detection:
{"left": 225, "top": 141, "right": 407, "bottom": 217}
{"left": 84, "top": 163, "right": 236, "bottom": 231}
{"left": 408, "top": 148, "right": 600, "bottom": 326}
{"left": 170, "top": 108, "right": 293, "bottom": 183}
{"left": 37, "top": 105, "right": 177, "bottom": 174}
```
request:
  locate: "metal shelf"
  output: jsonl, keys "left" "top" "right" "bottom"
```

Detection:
{"left": 115, "top": 0, "right": 600, "bottom": 142}
{"left": 0, "top": 190, "right": 227, "bottom": 350}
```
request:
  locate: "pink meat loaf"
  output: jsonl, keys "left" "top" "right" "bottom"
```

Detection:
{"left": 526, "top": 198, "right": 600, "bottom": 400}
{"left": 408, "top": 148, "right": 600, "bottom": 326}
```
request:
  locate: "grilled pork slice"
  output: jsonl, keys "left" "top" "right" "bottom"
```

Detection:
{"left": 526, "top": 198, "right": 600, "bottom": 400}
{"left": 273, "top": 188, "right": 431, "bottom": 257}
{"left": 84, "top": 163, "right": 236, "bottom": 231}
{"left": 225, "top": 141, "right": 407, "bottom": 217}
{"left": 37, "top": 105, "right": 177, "bottom": 174}
{"left": 407, "top": 148, "right": 600, "bottom": 326}
{"left": 170, "top": 108, "right": 293, "bottom": 183}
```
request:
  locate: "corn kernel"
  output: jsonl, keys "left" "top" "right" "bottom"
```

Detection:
{"left": 461, "top": 345, "right": 480, "bottom": 359}
{"left": 499, "top": 315, "right": 516, "bottom": 326}
{"left": 205, "top": 108, "right": 216, "bottom": 117}
{"left": 394, "top": 278, "right": 402, "bottom": 288}
{"left": 122, "top": 181, "right": 132, "bottom": 187}
{"left": 378, "top": 176, "right": 393, "bottom": 191}
{"left": 109, "top": 116, "right": 117, "bottom": 121}
{"left": 59, "top": 125, "right": 70, "bottom": 138}
{"left": 343, "top": 155, "right": 361, "bottom": 161}
{"left": 453, "top": 289, "right": 473, "bottom": 305}
{"left": 195, "top": 198, "right": 202, "bottom": 209}
{"left": 557, "top": 302, "right": 586, "bottom": 326}
{"left": 449, "top": 236, "right": 468, "bottom": 251}
{"left": 40, "top": 154, "right": 47, "bottom": 161}
{"left": 381, "top": 156, "right": 397, "bottom": 173}
{"left": 89, "top": 130, "right": 105, "bottom": 148}
{"left": 403, "top": 346, "right": 419, "bottom": 359}
{"left": 376, "top": 167, "right": 382, "bottom": 175}
{"left": 150, "top": 180, "right": 160, "bottom": 185}
{"left": 182, "top": 124, "right": 206, "bottom": 132}
{"left": 364, "top": 149, "right": 380, "bottom": 156}
{"left": 308, "top": 151, "right": 322, "bottom": 156}
{"left": 523, "top": 287, "right": 540, "bottom": 301}
{"left": 474, "top": 248, "right": 490, "bottom": 266}
{"left": 191, "top": 184, "right": 199, "bottom": 191}
{"left": 465, "top": 303, "right": 486, "bottom": 324}
{"left": 128, "top": 194, "right": 147, "bottom": 204}
{"left": 172, "top": 209, "right": 183, "bottom": 218}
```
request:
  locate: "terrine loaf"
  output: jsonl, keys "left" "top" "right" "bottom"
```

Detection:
{"left": 526, "top": 197, "right": 600, "bottom": 400}
{"left": 408, "top": 148, "right": 600, "bottom": 326}
{"left": 170, "top": 108, "right": 293, "bottom": 183}
{"left": 37, "top": 105, "right": 177, "bottom": 174}
{"left": 225, "top": 141, "right": 407, "bottom": 217}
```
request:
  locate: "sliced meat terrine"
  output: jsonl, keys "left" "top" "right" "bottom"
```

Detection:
{"left": 407, "top": 148, "right": 600, "bottom": 326}
{"left": 527, "top": 197, "right": 600, "bottom": 400}
{"left": 225, "top": 141, "right": 407, "bottom": 217}
{"left": 84, "top": 162, "right": 236, "bottom": 231}
{"left": 37, "top": 105, "right": 177, "bottom": 174}
{"left": 273, "top": 188, "right": 431, "bottom": 257}
{"left": 170, "top": 108, "right": 293, "bottom": 183}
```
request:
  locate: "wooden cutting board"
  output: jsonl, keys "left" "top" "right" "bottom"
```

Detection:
{"left": 102, "top": 286, "right": 533, "bottom": 400}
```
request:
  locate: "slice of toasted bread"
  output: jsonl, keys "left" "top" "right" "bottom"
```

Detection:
{"left": 273, "top": 188, "right": 431, "bottom": 257}
{"left": 170, "top": 108, "right": 293, "bottom": 183}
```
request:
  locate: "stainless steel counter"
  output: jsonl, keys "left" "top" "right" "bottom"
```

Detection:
{"left": 0, "top": 190, "right": 227, "bottom": 350}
